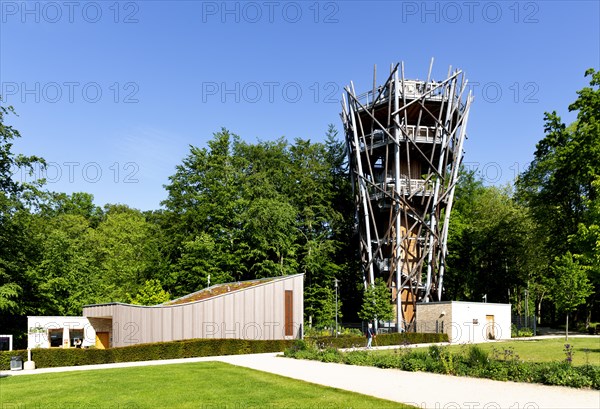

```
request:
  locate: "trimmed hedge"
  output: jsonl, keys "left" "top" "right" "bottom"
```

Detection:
{"left": 0, "top": 338, "right": 293, "bottom": 370}
{"left": 0, "top": 333, "right": 445, "bottom": 370}
{"left": 307, "top": 331, "right": 448, "bottom": 349}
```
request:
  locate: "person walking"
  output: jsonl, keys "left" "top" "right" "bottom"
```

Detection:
{"left": 366, "top": 323, "right": 375, "bottom": 349}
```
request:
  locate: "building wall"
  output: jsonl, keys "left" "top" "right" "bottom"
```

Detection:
{"left": 83, "top": 274, "right": 304, "bottom": 348}
{"left": 417, "top": 302, "right": 511, "bottom": 343}
{"left": 27, "top": 316, "right": 96, "bottom": 349}
{"left": 415, "top": 301, "right": 453, "bottom": 338}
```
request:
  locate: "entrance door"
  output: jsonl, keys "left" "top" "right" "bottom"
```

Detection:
{"left": 486, "top": 315, "right": 495, "bottom": 339}
{"left": 96, "top": 332, "right": 110, "bottom": 349}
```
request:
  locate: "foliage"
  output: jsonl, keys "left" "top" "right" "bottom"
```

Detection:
{"left": 446, "top": 173, "right": 544, "bottom": 307}
{"left": 128, "top": 279, "right": 171, "bottom": 306}
{"left": 303, "top": 325, "right": 362, "bottom": 338}
{"left": 517, "top": 69, "right": 600, "bottom": 325}
{"left": 302, "top": 331, "right": 448, "bottom": 349}
{"left": 284, "top": 343, "right": 600, "bottom": 389}
{"left": 304, "top": 284, "right": 342, "bottom": 330}
{"left": 0, "top": 103, "right": 45, "bottom": 315}
{"left": 161, "top": 127, "right": 355, "bottom": 325}
{"left": 511, "top": 325, "right": 533, "bottom": 338}
{"left": 0, "top": 115, "right": 355, "bottom": 343}
{"left": 358, "top": 278, "right": 394, "bottom": 322}
{"left": 551, "top": 252, "right": 594, "bottom": 337}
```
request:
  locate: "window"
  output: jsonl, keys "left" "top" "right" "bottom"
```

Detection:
{"left": 70, "top": 329, "right": 84, "bottom": 347}
{"left": 49, "top": 329, "right": 63, "bottom": 347}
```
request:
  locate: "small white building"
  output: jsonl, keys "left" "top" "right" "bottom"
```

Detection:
{"left": 27, "top": 316, "right": 98, "bottom": 349}
{"left": 416, "top": 301, "right": 511, "bottom": 344}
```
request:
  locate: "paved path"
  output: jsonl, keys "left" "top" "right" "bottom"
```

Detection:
{"left": 3, "top": 349, "right": 599, "bottom": 409}
{"left": 219, "top": 353, "right": 599, "bottom": 409}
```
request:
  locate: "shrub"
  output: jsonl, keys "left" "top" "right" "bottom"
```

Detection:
{"left": 283, "top": 340, "right": 600, "bottom": 390}
{"left": 303, "top": 326, "right": 363, "bottom": 338}
{"left": 344, "top": 351, "right": 373, "bottom": 366}
{"left": 319, "top": 348, "right": 344, "bottom": 363}
{"left": 307, "top": 331, "right": 447, "bottom": 350}
{"left": 511, "top": 324, "right": 534, "bottom": 338}
{"left": 467, "top": 345, "right": 489, "bottom": 368}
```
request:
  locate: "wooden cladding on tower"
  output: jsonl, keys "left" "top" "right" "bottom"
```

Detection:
{"left": 284, "top": 290, "right": 293, "bottom": 336}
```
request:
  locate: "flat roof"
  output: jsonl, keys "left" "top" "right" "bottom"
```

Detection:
{"left": 416, "top": 301, "right": 511, "bottom": 306}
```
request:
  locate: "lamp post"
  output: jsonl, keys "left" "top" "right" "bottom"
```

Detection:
{"left": 334, "top": 278, "right": 339, "bottom": 337}
{"left": 524, "top": 289, "right": 529, "bottom": 328}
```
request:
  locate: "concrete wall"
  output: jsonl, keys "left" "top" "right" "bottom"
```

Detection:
{"left": 416, "top": 301, "right": 511, "bottom": 343}
{"left": 27, "top": 316, "right": 96, "bottom": 349}
{"left": 83, "top": 274, "right": 304, "bottom": 348}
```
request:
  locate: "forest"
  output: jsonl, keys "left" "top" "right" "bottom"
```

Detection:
{"left": 1, "top": 69, "right": 598, "bottom": 347}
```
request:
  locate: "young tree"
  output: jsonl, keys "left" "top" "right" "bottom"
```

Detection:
{"left": 358, "top": 278, "right": 394, "bottom": 324}
{"left": 551, "top": 253, "right": 593, "bottom": 339}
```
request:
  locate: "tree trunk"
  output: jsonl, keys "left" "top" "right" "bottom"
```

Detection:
{"left": 586, "top": 304, "right": 592, "bottom": 329}
{"left": 565, "top": 312, "right": 569, "bottom": 341}
{"left": 536, "top": 293, "right": 545, "bottom": 325}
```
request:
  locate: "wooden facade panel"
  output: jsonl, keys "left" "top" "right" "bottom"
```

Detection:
{"left": 284, "top": 290, "right": 293, "bottom": 336}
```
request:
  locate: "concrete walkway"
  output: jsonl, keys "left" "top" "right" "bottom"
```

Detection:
{"left": 2, "top": 347, "right": 599, "bottom": 409}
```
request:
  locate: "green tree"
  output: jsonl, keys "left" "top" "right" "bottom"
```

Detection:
{"left": 128, "top": 279, "right": 171, "bottom": 306}
{"left": 172, "top": 233, "right": 231, "bottom": 295}
{"left": 161, "top": 127, "right": 356, "bottom": 326}
{"left": 241, "top": 197, "right": 298, "bottom": 278}
{"left": 162, "top": 129, "right": 247, "bottom": 288}
{"left": 358, "top": 278, "right": 394, "bottom": 323}
{"left": 25, "top": 213, "right": 101, "bottom": 315}
{"left": 0, "top": 103, "right": 45, "bottom": 314}
{"left": 94, "top": 206, "right": 165, "bottom": 302}
{"left": 517, "top": 69, "right": 600, "bottom": 325}
{"left": 447, "top": 171, "right": 543, "bottom": 312}
{"left": 304, "top": 284, "right": 342, "bottom": 331}
{"left": 551, "top": 252, "right": 593, "bottom": 339}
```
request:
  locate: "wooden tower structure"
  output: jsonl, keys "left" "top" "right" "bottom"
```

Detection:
{"left": 341, "top": 61, "right": 473, "bottom": 331}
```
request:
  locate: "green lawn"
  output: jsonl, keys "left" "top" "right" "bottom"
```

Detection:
{"left": 0, "top": 361, "right": 412, "bottom": 408}
{"left": 390, "top": 337, "right": 600, "bottom": 366}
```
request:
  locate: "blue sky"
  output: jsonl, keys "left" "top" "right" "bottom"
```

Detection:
{"left": 1, "top": 1, "right": 599, "bottom": 210}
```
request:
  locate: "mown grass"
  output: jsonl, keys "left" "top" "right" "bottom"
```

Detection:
{"left": 0, "top": 361, "right": 412, "bottom": 408}
{"left": 382, "top": 337, "right": 600, "bottom": 366}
